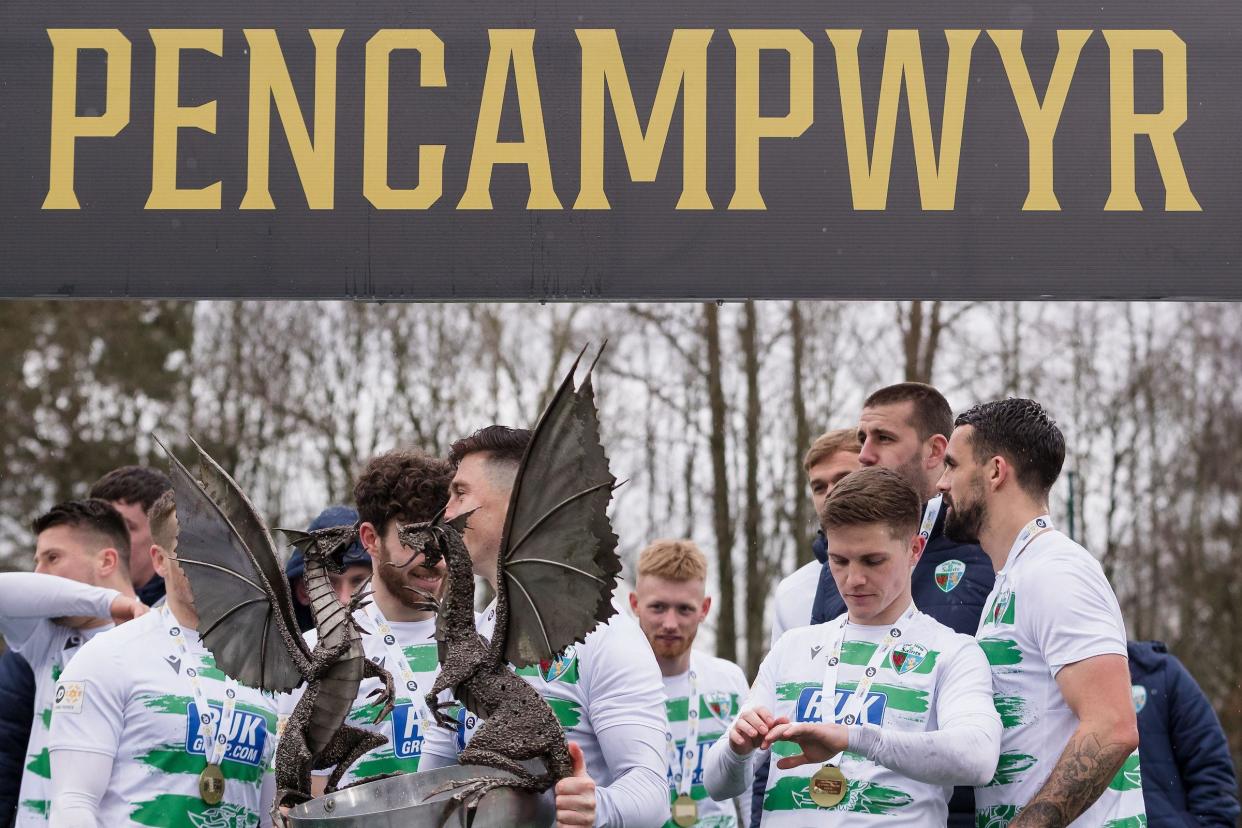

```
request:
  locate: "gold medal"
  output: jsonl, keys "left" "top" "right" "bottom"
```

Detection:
{"left": 199, "top": 763, "right": 225, "bottom": 805}
{"left": 808, "top": 764, "right": 848, "bottom": 808}
{"left": 671, "top": 793, "right": 698, "bottom": 826}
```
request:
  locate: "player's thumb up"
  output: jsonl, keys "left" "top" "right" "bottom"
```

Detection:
{"left": 555, "top": 742, "right": 596, "bottom": 826}
{"left": 568, "top": 741, "right": 587, "bottom": 777}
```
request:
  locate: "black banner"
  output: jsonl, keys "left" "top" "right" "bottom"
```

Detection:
{"left": 0, "top": 1, "right": 1235, "bottom": 299}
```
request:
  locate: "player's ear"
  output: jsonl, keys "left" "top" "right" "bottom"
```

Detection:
{"left": 699, "top": 594, "right": 712, "bottom": 620}
{"left": 98, "top": 546, "right": 119, "bottom": 578}
{"left": 358, "top": 522, "right": 380, "bottom": 556}
{"left": 627, "top": 591, "right": 638, "bottom": 613}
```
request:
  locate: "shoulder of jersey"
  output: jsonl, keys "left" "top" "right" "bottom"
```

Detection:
{"left": 95, "top": 607, "right": 162, "bottom": 647}
{"left": 774, "top": 618, "right": 836, "bottom": 653}
{"left": 775, "top": 560, "right": 821, "bottom": 599}
{"left": 697, "top": 652, "right": 747, "bottom": 682}
{"left": 1026, "top": 531, "right": 1105, "bottom": 574}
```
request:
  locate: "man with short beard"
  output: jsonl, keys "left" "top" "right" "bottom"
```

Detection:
{"left": 277, "top": 449, "right": 453, "bottom": 794}
{"left": 630, "top": 539, "right": 750, "bottom": 828}
{"left": 938, "top": 399, "right": 1144, "bottom": 827}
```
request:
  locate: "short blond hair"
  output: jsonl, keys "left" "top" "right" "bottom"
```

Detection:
{"left": 803, "top": 428, "right": 862, "bottom": 472}
{"left": 637, "top": 539, "right": 708, "bottom": 582}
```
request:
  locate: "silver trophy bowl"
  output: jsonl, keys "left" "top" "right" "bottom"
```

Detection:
{"left": 285, "top": 764, "right": 555, "bottom": 827}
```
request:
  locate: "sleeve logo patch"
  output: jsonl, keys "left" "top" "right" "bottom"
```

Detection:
{"left": 54, "top": 680, "right": 85, "bottom": 714}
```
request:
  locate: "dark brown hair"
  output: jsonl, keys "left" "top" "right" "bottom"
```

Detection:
{"left": 820, "top": 467, "right": 922, "bottom": 539}
{"left": 863, "top": 383, "right": 954, "bottom": 441}
{"left": 32, "top": 499, "right": 131, "bottom": 568}
{"left": 955, "top": 398, "right": 1065, "bottom": 497}
{"left": 353, "top": 449, "right": 453, "bottom": 531}
{"left": 448, "top": 425, "right": 530, "bottom": 469}
{"left": 88, "top": 466, "right": 173, "bottom": 511}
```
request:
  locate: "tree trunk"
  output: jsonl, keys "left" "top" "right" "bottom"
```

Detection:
{"left": 789, "top": 302, "right": 813, "bottom": 567}
{"left": 703, "top": 302, "right": 737, "bottom": 664}
{"left": 740, "top": 301, "right": 765, "bottom": 677}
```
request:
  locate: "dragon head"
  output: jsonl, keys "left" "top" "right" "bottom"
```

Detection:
{"left": 281, "top": 522, "right": 361, "bottom": 575}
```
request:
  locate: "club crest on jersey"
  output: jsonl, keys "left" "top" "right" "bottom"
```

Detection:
{"left": 990, "top": 590, "right": 1014, "bottom": 625}
{"left": 890, "top": 643, "right": 928, "bottom": 675}
{"left": 704, "top": 692, "right": 735, "bottom": 725}
{"left": 539, "top": 646, "right": 578, "bottom": 683}
{"left": 389, "top": 704, "right": 425, "bottom": 759}
{"left": 795, "top": 687, "right": 886, "bottom": 725}
{"left": 186, "top": 703, "right": 268, "bottom": 767}
{"left": 935, "top": 560, "right": 966, "bottom": 593}
{"left": 1131, "top": 684, "right": 1147, "bottom": 713}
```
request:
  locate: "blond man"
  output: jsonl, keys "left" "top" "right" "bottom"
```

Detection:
{"left": 630, "top": 540, "right": 750, "bottom": 828}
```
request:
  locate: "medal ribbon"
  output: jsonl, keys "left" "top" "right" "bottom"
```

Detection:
{"left": 361, "top": 603, "right": 431, "bottom": 730}
{"left": 664, "top": 658, "right": 701, "bottom": 799}
{"left": 918, "top": 494, "right": 944, "bottom": 548}
{"left": 817, "top": 603, "right": 917, "bottom": 766}
{"left": 162, "top": 607, "right": 238, "bottom": 769}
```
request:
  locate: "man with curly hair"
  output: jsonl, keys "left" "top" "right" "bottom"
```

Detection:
{"left": 278, "top": 449, "right": 454, "bottom": 794}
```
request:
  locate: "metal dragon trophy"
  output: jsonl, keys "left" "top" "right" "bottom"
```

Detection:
{"left": 396, "top": 345, "right": 621, "bottom": 818}
{"left": 155, "top": 436, "right": 397, "bottom": 823}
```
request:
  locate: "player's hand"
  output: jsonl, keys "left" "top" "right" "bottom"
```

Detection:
{"left": 764, "top": 722, "right": 849, "bottom": 769}
{"left": 554, "top": 741, "right": 595, "bottom": 826}
{"left": 728, "top": 707, "right": 787, "bottom": 756}
{"left": 110, "top": 595, "right": 150, "bottom": 624}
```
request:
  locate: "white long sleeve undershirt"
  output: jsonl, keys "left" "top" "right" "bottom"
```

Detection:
{"left": 0, "top": 572, "right": 119, "bottom": 649}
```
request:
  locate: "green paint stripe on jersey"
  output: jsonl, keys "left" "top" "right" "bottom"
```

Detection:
{"left": 1102, "top": 815, "right": 1148, "bottom": 828}
{"left": 25, "top": 747, "right": 50, "bottom": 779}
{"left": 992, "top": 695, "right": 1029, "bottom": 729}
{"left": 351, "top": 750, "right": 421, "bottom": 780}
{"left": 669, "top": 731, "right": 726, "bottom": 749}
{"left": 137, "top": 743, "right": 266, "bottom": 783}
{"left": 763, "top": 775, "right": 913, "bottom": 814}
{"left": 400, "top": 644, "right": 439, "bottom": 672}
{"left": 51, "top": 664, "right": 62, "bottom": 682}
{"left": 348, "top": 703, "right": 386, "bottom": 724}
{"left": 141, "top": 695, "right": 276, "bottom": 729}
{"left": 841, "top": 640, "right": 940, "bottom": 674}
{"left": 987, "top": 752, "right": 1036, "bottom": 787}
{"left": 548, "top": 697, "right": 583, "bottom": 728}
{"left": 775, "top": 682, "right": 820, "bottom": 702}
{"left": 131, "top": 795, "right": 260, "bottom": 828}
{"left": 665, "top": 694, "right": 740, "bottom": 722}
{"left": 1108, "top": 753, "right": 1143, "bottom": 792}
{"left": 975, "top": 803, "right": 1019, "bottom": 827}
{"left": 39, "top": 707, "right": 52, "bottom": 730}
{"left": 19, "top": 799, "right": 49, "bottom": 817}
{"left": 979, "top": 639, "right": 1023, "bottom": 666}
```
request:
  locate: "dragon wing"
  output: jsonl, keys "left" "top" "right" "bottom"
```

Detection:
{"left": 156, "top": 435, "right": 308, "bottom": 693}
{"left": 496, "top": 346, "right": 622, "bottom": 668}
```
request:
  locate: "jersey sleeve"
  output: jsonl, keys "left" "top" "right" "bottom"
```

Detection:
{"left": 0, "top": 573, "right": 118, "bottom": 653}
{"left": 579, "top": 615, "right": 671, "bottom": 828}
{"left": 705, "top": 640, "right": 783, "bottom": 802}
{"left": 47, "top": 636, "right": 126, "bottom": 759}
{"left": 1025, "top": 552, "right": 1127, "bottom": 674}
{"left": 847, "top": 635, "right": 1001, "bottom": 786}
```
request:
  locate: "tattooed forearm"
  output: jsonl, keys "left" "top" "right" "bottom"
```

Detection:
{"left": 1009, "top": 730, "right": 1134, "bottom": 828}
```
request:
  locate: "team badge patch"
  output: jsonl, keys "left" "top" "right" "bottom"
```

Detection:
{"left": 1131, "top": 684, "right": 1147, "bottom": 713}
{"left": 53, "top": 680, "right": 85, "bottom": 714}
{"left": 934, "top": 559, "right": 965, "bottom": 593}
{"left": 540, "top": 646, "right": 577, "bottom": 683}
{"left": 704, "top": 692, "right": 734, "bottom": 725}
{"left": 890, "top": 643, "right": 928, "bottom": 675}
